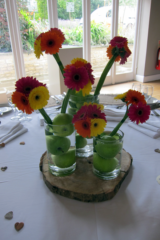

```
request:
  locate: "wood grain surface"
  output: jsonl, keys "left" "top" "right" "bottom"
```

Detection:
{"left": 40, "top": 149, "right": 133, "bottom": 202}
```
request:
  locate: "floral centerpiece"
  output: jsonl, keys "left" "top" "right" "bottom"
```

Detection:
{"left": 72, "top": 89, "right": 151, "bottom": 180}
{"left": 11, "top": 27, "right": 154, "bottom": 179}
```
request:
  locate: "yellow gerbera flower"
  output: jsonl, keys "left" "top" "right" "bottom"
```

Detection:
{"left": 90, "top": 118, "right": 106, "bottom": 137}
{"left": 34, "top": 39, "right": 43, "bottom": 59}
{"left": 29, "top": 86, "right": 49, "bottom": 110}
{"left": 114, "top": 92, "right": 127, "bottom": 100}
{"left": 71, "top": 58, "right": 88, "bottom": 64}
{"left": 76, "top": 81, "right": 92, "bottom": 96}
{"left": 84, "top": 102, "right": 104, "bottom": 110}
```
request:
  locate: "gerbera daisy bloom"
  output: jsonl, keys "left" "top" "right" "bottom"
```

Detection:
{"left": 90, "top": 118, "right": 106, "bottom": 137}
{"left": 84, "top": 102, "right": 104, "bottom": 111}
{"left": 106, "top": 45, "right": 121, "bottom": 62}
{"left": 29, "top": 86, "right": 50, "bottom": 110}
{"left": 78, "top": 80, "right": 92, "bottom": 96}
{"left": 34, "top": 38, "right": 43, "bottom": 59}
{"left": 72, "top": 105, "right": 88, "bottom": 123}
{"left": 87, "top": 104, "right": 107, "bottom": 122}
{"left": 64, "top": 65, "right": 89, "bottom": 91}
{"left": 74, "top": 117, "right": 91, "bottom": 138}
{"left": 125, "top": 90, "right": 146, "bottom": 106}
{"left": 110, "top": 36, "right": 128, "bottom": 48}
{"left": 73, "top": 60, "right": 85, "bottom": 68}
{"left": 12, "top": 92, "right": 34, "bottom": 114}
{"left": 128, "top": 102, "right": 150, "bottom": 124}
{"left": 41, "top": 31, "right": 62, "bottom": 54}
{"left": 114, "top": 92, "right": 127, "bottom": 102}
{"left": 64, "top": 64, "right": 72, "bottom": 72}
{"left": 15, "top": 76, "right": 46, "bottom": 97}
{"left": 49, "top": 28, "right": 65, "bottom": 43}
{"left": 71, "top": 58, "right": 87, "bottom": 65}
{"left": 84, "top": 63, "right": 95, "bottom": 85}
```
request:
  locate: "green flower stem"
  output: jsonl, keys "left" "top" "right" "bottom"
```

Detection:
{"left": 94, "top": 55, "right": 117, "bottom": 96}
{"left": 109, "top": 106, "right": 128, "bottom": 137}
{"left": 39, "top": 108, "right": 52, "bottom": 124}
{"left": 53, "top": 53, "right": 64, "bottom": 76}
{"left": 61, "top": 88, "right": 72, "bottom": 113}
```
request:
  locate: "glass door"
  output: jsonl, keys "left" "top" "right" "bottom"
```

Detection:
{"left": 90, "top": 0, "right": 112, "bottom": 87}
{"left": 115, "top": 0, "right": 137, "bottom": 84}
{"left": 0, "top": 0, "right": 16, "bottom": 92}
{"left": 16, "top": 0, "right": 49, "bottom": 85}
{"left": 90, "top": 0, "right": 138, "bottom": 87}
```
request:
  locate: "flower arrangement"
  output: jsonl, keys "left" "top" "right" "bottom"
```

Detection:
{"left": 12, "top": 27, "right": 145, "bottom": 138}
{"left": 72, "top": 89, "right": 151, "bottom": 139}
{"left": 72, "top": 103, "right": 107, "bottom": 138}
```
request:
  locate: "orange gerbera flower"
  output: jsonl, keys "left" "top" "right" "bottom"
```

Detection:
{"left": 40, "top": 31, "right": 62, "bottom": 54}
{"left": 12, "top": 92, "right": 34, "bottom": 114}
{"left": 74, "top": 117, "right": 91, "bottom": 138}
{"left": 73, "top": 61, "right": 85, "bottom": 68}
{"left": 50, "top": 28, "right": 65, "bottom": 42}
{"left": 106, "top": 45, "right": 121, "bottom": 62}
{"left": 64, "top": 64, "right": 71, "bottom": 72}
{"left": 125, "top": 89, "right": 146, "bottom": 106}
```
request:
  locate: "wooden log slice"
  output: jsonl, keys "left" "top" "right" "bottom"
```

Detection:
{"left": 40, "top": 149, "right": 133, "bottom": 202}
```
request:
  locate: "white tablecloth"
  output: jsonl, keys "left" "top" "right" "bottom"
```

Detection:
{"left": 0, "top": 110, "right": 160, "bottom": 240}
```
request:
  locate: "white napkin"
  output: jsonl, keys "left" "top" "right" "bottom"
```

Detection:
{"left": 104, "top": 106, "right": 128, "bottom": 122}
{"left": 128, "top": 116, "right": 160, "bottom": 138}
{"left": 0, "top": 121, "right": 28, "bottom": 146}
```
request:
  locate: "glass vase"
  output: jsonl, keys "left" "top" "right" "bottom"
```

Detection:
{"left": 93, "top": 127, "right": 124, "bottom": 180}
{"left": 68, "top": 93, "right": 99, "bottom": 158}
{"left": 44, "top": 117, "right": 76, "bottom": 177}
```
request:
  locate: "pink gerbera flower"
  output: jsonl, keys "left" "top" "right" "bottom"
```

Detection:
{"left": 110, "top": 36, "right": 128, "bottom": 48}
{"left": 84, "top": 63, "right": 95, "bottom": 85}
{"left": 15, "top": 76, "right": 46, "bottom": 96}
{"left": 128, "top": 102, "right": 150, "bottom": 124}
{"left": 72, "top": 105, "right": 88, "bottom": 123}
{"left": 87, "top": 104, "right": 107, "bottom": 122}
{"left": 64, "top": 66, "right": 89, "bottom": 91}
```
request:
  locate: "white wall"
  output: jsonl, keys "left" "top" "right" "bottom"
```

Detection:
{"left": 136, "top": 0, "right": 160, "bottom": 82}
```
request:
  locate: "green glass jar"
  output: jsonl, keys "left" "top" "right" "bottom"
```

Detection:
{"left": 93, "top": 127, "right": 124, "bottom": 180}
{"left": 44, "top": 113, "right": 76, "bottom": 176}
{"left": 68, "top": 91, "right": 99, "bottom": 157}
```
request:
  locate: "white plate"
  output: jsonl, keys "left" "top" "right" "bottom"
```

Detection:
{"left": 0, "top": 107, "right": 12, "bottom": 114}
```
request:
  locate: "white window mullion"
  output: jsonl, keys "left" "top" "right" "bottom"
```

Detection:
{"left": 47, "top": 0, "right": 58, "bottom": 28}
{"left": 111, "top": 0, "right": 119, "bottom": 85}
{"left": 82, "top": 0, "right": 91, "bottom": 62}
{"left": 133, "top": 0, "right": 141, "bottom": 79}
{"left": 5, "top": 0, "right": 25, "bottom": 80}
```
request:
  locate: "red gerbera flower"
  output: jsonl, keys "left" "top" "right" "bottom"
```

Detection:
{"left": 84, "top": 63, "right": 95, "bottom": 85}
{"left": 128, "top": 102, "right": 150, "bottom": 124}
{"left": 12, "top": 91, "right": 34, "bottom": 114}
{"left": 110, "top": 36, "right": 128, "bottom": 48}
{"left": 87, "top": 104, "right": 107, "bottom": 122}
{"left": 72, "top": 105, "right": 88, "bottom": 123}
{"left": 15, "top": 76, "right": 46, "bottom": 97}
{"left": 74, "top": 117, "right": 91, "bottom": 138}
{"left": 64, "top": 65, "right": 89, "bottom": 91}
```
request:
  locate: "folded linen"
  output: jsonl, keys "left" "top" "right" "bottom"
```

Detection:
{"left": 0, "top": 121, "right": 28, "bottom": 146}
{"left": 103, "top": 106, "right": 128, "bottom": 122}
{"left": 128, "top": 117, "right": 160, "bottom": 139}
